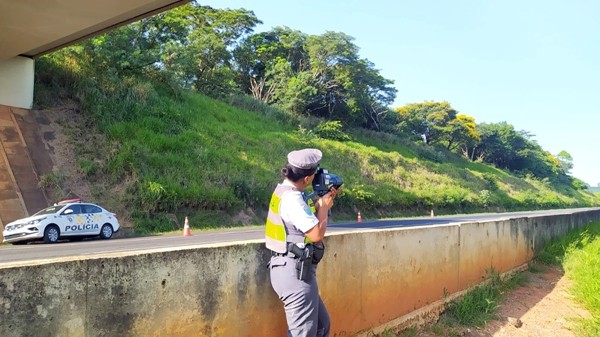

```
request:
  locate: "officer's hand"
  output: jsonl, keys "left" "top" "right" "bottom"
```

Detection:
{"left": 317, "top": 188, "right": 338, "bottom": 210}
{"left": 329, "top": 187, "right": 340, "bottom": 198}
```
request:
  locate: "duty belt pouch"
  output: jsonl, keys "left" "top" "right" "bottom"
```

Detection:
{"left": 312, "top": 242, "right": 325, "bottom": 265}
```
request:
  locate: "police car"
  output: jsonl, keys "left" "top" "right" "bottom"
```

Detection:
{"left": 2, "top": 199, "right": 120, "bottom": 244}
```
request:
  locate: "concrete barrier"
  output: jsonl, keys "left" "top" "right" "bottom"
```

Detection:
{"left": 1, "top": 209, "right": 599, "bottom": 337}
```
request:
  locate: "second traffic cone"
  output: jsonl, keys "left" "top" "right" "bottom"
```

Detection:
{"left": 430, "top": 209, "right": 435, "bottom": 217}
{"left": 357, "top": 211, "right": 362, "bottom": 223}
{"left": 183, "top": 216, "right": 192, "bottom": 236}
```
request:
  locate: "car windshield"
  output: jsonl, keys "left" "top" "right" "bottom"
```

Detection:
{"left": 32, "top": 205, "right": 63, "bottom": 216}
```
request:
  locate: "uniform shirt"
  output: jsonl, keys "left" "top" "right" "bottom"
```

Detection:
{"left": 279, "top": 179, "right": 319, "bottom": 233}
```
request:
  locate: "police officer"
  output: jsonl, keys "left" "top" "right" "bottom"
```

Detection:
{"left": 265, "top": 148, "right": 338, "bottom": 337}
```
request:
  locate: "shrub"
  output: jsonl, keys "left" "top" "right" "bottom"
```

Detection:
{"left": 479, "top": 189, "right": 492, "bottom": 207}
{"left": 314, "top": 121, "right": 351, "bottom": 141}
{"left": 482, "top": 173, "right": 498, "bottom": 191}
{"left": 413, "top": 144, "right": 447, "bottom": 163}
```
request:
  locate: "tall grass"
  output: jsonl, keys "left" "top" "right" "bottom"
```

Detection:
{"left": 537, "top": 222, "right": 600, "bottom": 336}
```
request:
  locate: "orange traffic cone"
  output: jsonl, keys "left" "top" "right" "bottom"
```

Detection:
{"left": 357, "top": 211, "right": 362, "bottom": 223}
{"left": 430, "top": 209, "right": 435, "bottom": 218}
{"left": 183, "top": 216, "right": 192, "bottom": 236}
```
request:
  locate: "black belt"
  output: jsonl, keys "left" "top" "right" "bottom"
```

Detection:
{"left": 271, "top": 242, "right": 311, "bottom": 258}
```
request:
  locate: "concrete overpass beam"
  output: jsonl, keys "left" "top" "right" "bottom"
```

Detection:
{"left": 0, "top": 56, "right": 34, "bottom": 109}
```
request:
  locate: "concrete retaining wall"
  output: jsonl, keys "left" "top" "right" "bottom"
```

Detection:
{"left": 2, "top": 209, "right": 599, "bottom": 337}
{"left": 0, "top": 105, "right": 52, "bottom": 233}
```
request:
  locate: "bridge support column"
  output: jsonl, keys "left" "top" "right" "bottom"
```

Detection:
{"left": 0, "top": 56, "right": 34, "bottom": 109}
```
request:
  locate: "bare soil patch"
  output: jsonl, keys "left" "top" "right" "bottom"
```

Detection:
{"left": 414, "top": 263, "right": 591, "bottom": 337}
{"left": 38, "top": 103, "right": 94, "bottom": 201}
{"left": 37, "top": 102, "right": 135, "bottom": 231}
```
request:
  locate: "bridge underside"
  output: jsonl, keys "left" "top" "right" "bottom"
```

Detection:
{"left": 0, "top": 0, "right": 190, "bottom": 61}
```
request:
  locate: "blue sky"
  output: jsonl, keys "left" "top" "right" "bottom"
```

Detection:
{"left": 201, "top": 0, "right": 600, "bottom": 186}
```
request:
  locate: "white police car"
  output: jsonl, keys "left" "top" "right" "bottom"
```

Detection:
{"left": 2, "top": 199, "right": 120, "bottom": 244}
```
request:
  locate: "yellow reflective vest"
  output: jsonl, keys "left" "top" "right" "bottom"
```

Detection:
{"left": 265, "top": 184, "right": 312, "bottom": 253}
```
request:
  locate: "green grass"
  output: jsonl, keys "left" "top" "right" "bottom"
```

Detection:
{"left": 538, "top": 221, "right": 600, "bottom": 336}
{"left": 32, "top": 55, "right": 600, "bottom": 233}
{"left": 441, "top": 270, "right": 526, "bottom": 327}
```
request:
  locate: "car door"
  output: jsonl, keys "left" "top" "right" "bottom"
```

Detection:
{"left": 60, "top": 204, "right": 89, "bottom": 236}
{"left": 81, "top": 204, "right": 104, "bottom": 235}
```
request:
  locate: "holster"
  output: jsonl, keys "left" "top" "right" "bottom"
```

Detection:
{"left": 288, "top": 243, "right": 314, "bottom": 281}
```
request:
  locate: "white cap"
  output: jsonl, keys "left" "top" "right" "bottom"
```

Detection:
{"left": 287, "top": 148, "right": 322, "bottom": 169}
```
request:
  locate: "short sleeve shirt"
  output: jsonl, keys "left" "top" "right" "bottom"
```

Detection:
{"left": 279, "top": 180, "right": 319, "bottom": 233}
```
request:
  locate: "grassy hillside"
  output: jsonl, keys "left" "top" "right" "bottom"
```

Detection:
{"left": 33, "top": 59, "right": 600, "bottom": 234}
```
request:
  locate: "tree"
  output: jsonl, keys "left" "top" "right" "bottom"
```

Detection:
{"left": 78, "top": 16, "right": 171, "bottom": 76}
{"left": 344, "top": 58, "right": 396, "bottom": 130}
{"left": 234, "top": 29, "right": 396, "bottom": 129}
{"left": 69, "top": 1, "right": 261, "bottom": 99}
{"left": 395, "top": 101, "right": 457, "bottom": 144}
{"left": 444, "top": 114, "right": 480, "bottom": 158}
{"left": 556, "top": 150, "right": 573, "bottom": 174}
{"left": 303, "top": 32, "right": 397, "bottom": 125}
{"left": 474, "top": 122, "right": 525, "bottom": 169}
{"left": 269, "top": 59, "right": 317, "bottom": 113}
{"left": 160, "top": 4, "right": 261, "bottom": 97}
{"left": 473, "top": 122, "right": 560, "bottom": 179}
{"left": 233, "top": 27, "right": 308, "bottom": 102}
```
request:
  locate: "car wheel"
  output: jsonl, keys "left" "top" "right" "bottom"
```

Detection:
{"left": 43, "top": 225, "right": 60, "bottom": 243}
{"left": 100, "top": 224, "right": 113, "bottom": 239}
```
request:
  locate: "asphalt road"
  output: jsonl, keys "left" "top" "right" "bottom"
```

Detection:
{"left": 1, "top": 208, "right": 597, "bottom": 268}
